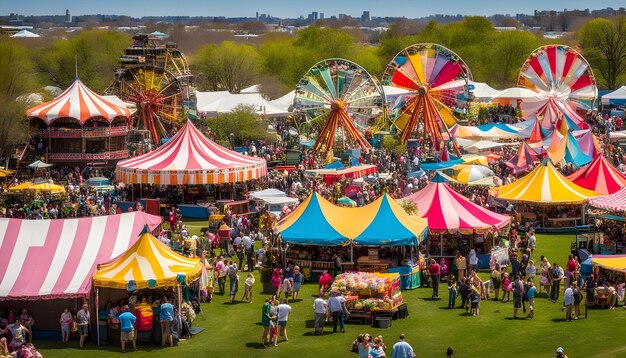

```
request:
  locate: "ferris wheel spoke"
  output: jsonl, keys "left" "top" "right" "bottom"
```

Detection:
{"left": 302, "top": 76, "right": 335, "bottom": 102}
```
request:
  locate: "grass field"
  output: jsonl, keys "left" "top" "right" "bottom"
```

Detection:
{"left": 36, "top": 232, "right": 626, "bottom": 358}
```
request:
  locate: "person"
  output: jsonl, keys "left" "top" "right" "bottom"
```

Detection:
{"left": 539, "top": 256, "right": 551, "bottom": 294}
{"left": 60, "top": 308, "right": 73, "bottom": 343}
{"left": 566, "top": 254, "right": 577, "bottom": 287}
{"left": 501, "top": 272, "right": 512, "bottom": 303}
{"left": 160, "top": 297, "right": 174, "bottom": 347}
{"left": 458, "top": 277, "right": 469, "bottom": 311}
{"left": 390, "top": 334, "right": 415, "bottom": 358}
{"left": 280, "top": 276, "right": 293, "bottom": 303}
{"left": 491, "top": 264, "right": 501, "bottom": 301}
{"left": 228, "top": 261, "right": 238, "bottom": 297}
{"left": 526, "top": 260, "right": 536, "bottom": 284}
{"left": 370, "top": 336, "right": 386, "bottom": 358}
{"left": 328, "top": 290, "right": 347, "bottom": 333}
{"left": 469, "top": 248, "right": 478, "bottom": 271}
{"left": 3, "top": 318, "right": 30, "bottom": 351}
{"left": 527, "top": 228, "right": 536, "bottom": 256}
{"left": 563, "top": 283, "right": 574, "bottom": 321}
{"left": 358, "top": 333, "right": 372, "bottom": 358}
{"left": 0, "top": 337, "right": 10, "bottom": 358}
{"left": 512, "top": 275, "right": 525, "bottom": 319}
{"left": 215, "top": 256, "right": 227, "bottom": 294}
{"left": 446, "top": 347, "right": 455, "bottom": 358}
{"left": 276, "top": 299, "right": 292, "bottom": 343}
{"left": 241, "top": 272, "right": 255, "bottom": 303}
{"left": 261, "top": 297, "right": 272, "bottom": 346}
{"left": 447, "top": 275, "right": 457, "bottom": 309}
{"left": 556, "top": 347, "right": 569, "bottom": 358}
{"left": 118, "top": 305, "right": 137, "bottom": 353}
{"left": 332, "top": 253, "right": 343, "bottom": 277}
{"left": 468, "top": 284, "right": 481, "bottom": 316}
{"left": 527, "top": 279, "right": 537, "bottom": 319}
{"left": 582, "top": 274, "right": 596, "bottom": 318}
{"left": 313, "top": 294, "right": 327, "bottom": 335}
{"left": 549, "top": 262, "right": 564, "bottom": 302}
{"left": 572, "top": 282, "right": 582, "bottom": 319}
{"left": 292, "top": 266, "right": 304, "bottom": 300}
{"left": 428, "top": 258, "right": 440, "bottom": 299}
{"left": 19, "top": 308, "right": 34, "bottom": 340}
{"left": 76, "top": 303, "right": 90, "bottom": 348}
{"left": 454, "top": 252, "right": 467, "bottom": 282}
{"left": 271, "top": 267, "right": 283, "bottom": 296}
{"left": 319, "top": 270, "right": 333, "bottom": 297}
{"left": 229, "top": 268, "right": 240, "bottom": 304}
{"left": 268, "top": 299, "right": 279, "bottom": 347}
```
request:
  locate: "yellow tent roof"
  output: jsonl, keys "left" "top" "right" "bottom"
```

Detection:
{"left": 591, "top": 255, "right": 626, "bottom": 273}
{"left": 490, "top": 161, "right": 600, "bottom": 204}
{"left": 28, "top": 182, "right": 65, "bottom": 192}
{"left": 8, "top": 182, "right": 32, "bottom": 191}
{"left": 93, "top": 233, "right": 203, "bottom": 289}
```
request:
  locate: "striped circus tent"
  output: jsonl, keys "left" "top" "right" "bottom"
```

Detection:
{"left": 26, "top": 78, "right": 131, "bottom": 124}
{"left": 0, "top": 212, "right": 162, "bottom": 300}
{"left": 93, "top": 233, "right": 202, "bottom": 290}
{"left": 403, "top": 173, "right": 510, "bottom": 234}
{"left": 490, "top": 161, "right": 599, "bottom": 204}
{"left": 116, "top": 120, "right": 267, "bottom": 185}
{"left": 506, "top": 141, "right": 539, "bottom": 174}
{"left": 567, "top": 154, "right": 626, "bottom": 195}
{"left": 587, "top": 185, "right": 626, "bottom": 212}
{"left": 277, "top": 192, "right": 427, "bottom": 246}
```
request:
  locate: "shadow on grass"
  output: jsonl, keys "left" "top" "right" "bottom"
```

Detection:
{"left": 303, "top": 319, "right": 316, "bottom": 328}
{"left": 459, "top": 312, "right": 473, "bottom": 316}
{"left": 418, "top": 297, "right": 442, "bottom": 301}
{"left": 222, "top": 301, "right": 246, "bottom": 305}
{"left": 245, "top": 342, "right": 268, "bottom": 349}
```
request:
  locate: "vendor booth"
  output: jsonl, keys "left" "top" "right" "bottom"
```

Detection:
{"left": 402, "top": 173, "right": 511, "bottom": 266}
{"left": 93, "top": 232, "right": 203, "bottom": 345}
{"left": 277, "top": 192, "right": 428, "bottom": 289}
{"left": 249, "top": 189, "right": 299, "bottom": 215}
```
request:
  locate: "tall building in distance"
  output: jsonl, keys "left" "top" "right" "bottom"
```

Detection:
{"left": 307, "top": 11, "right": 319, "bottom": 22}
{"left": 320, "top": 13, "right": 324, "bottom": 19}
{"left": 65, "top": 9, "right": 71, "bottom": 24}
{"left": 361, "top": 11, "right": 370, "bottom": 22}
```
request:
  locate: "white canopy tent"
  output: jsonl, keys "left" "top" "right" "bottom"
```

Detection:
{"left": 469, "top": 81, "right": 501, "bottom": 102}
{"left": 602, "top": 86, "right": 626, "bottom": 106}
{"left": 491, "top": 87, "right": 545, "bottom": 106}
{"left": 465, "top": 140, "right": 518, "bottom": 154}
{"left": 269, "top": 90, "right": 295, "bottom": 113}
{"left": 11, "top": 29, "right": 40, "bottom": 38}
{"left": 249, "top": 188, "right": 299, "bottom": 215}
{"left": 198, "top": 92, "right": 289, "bottom": 118}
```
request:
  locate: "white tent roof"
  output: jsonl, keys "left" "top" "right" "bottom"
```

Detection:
{"left": 492, "top": 87, "right": 545, "bottom": 101}
{"left": 240, "top": 84, "right": 260, "bottom": 93}
{"left": 101, "top": 95, "right": 137, "bottom": 115}
{"left": 465, "top": 140, "right": 518, "bottom": 154}
{"left": 195, "top": 90, "right": 231, "bottom": 110}
{"left": 11, "top": 29, "right": 40, "bottom": 38}
{"left": 198, "top": 92, "right": 289, "bottom": 117}
{"left": 269, "top": 90, "right": 295, "bottom": 112}
{"left": 602, "top": 86, "right": 626, "bottom": 105}
{"left": 469, "top": 81, "right": 501, "bottom": 101}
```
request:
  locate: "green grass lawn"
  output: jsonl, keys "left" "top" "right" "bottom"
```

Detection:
{"left": 37, "top": 232, "right": 626, "bottom": 358}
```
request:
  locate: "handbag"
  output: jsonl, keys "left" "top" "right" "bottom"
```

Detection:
{"left": 540, "top": 276, "right": 548, "bottom": 285}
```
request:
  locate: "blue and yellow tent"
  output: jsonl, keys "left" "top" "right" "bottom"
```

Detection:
{"left": 277, "top": 192, "right": 427, "bottom": 247}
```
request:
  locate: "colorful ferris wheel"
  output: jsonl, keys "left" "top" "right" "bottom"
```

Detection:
{"left": 517, "top": 45, "right": 597, "bottom": 128}
{"left": 382, "top": 43, "right": 472, "bottom": 150}
{"left": 294, "top": 58, "right": 384, "bottom": 161}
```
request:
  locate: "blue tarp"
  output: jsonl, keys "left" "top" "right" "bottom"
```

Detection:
{"left": 177, "top": 204, "right": 209, "bottom": 220}
{"left": 420, "top": 157, "right": 464, "bottom": 171}
{"left": 280, "top": 194, "right": 347, "bottom": 245}
{"left": 323, "top": 161, "right": 345, "bottom": 170}
{"left": 408, "top": 169, "right": 426, "bottom": 179}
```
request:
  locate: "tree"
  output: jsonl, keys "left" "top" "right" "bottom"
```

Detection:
{"left": 578, "top": 17, "right": 626, "bottom": 89}
{"left": 203, "top": 105, "right": 275, "bottom": 147}
{"left": 485, "top": 31, "right": 542, "bottom": 88}
{"left": 0, "top": 99, "right": 30, "bottom": 165}
{"left": 193, "top": 41, "right": 261, "bottom": 93}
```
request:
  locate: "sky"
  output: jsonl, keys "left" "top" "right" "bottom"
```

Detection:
{"left": 2, "top": 0, "right": 625, "bottom": 19}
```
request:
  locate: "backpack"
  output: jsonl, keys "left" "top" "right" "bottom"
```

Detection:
{"left": 522, "top": 283, "right": 530, "bottom": 301}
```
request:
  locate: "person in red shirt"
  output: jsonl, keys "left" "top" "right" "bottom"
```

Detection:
{"left": 428, "top": 258, "right": 441, "bottom": 299}
{"left": 319, "top": 270, "right": 333, "bottom": 297}
{"left": 566, "top": 254, "right": 577, "bottom": 287}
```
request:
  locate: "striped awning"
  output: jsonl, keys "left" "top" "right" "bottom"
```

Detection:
{"left": 116, "top": 120, "right": 267, "bottom": 185}
{"left": 26, "top": 78, "right": 131, "bottom": 125}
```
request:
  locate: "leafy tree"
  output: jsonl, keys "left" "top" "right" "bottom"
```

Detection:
{"left": 203, "top": 105, "right": 275, "bottom": 147}
{"left": 578, "top": 17, "right": 626, "bottom": 89}
{"left": 485, "top": 31, "right": 542, "bottom": 87}
{"left": 0, "top": 99, "right": 29, "bottom": 165}
{"left": 193, "top": 41, "right": 261, "bottom": 93}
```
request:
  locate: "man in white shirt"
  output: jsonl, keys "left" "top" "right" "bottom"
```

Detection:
{"left": 277, "top": 299, "right": 292, "bottom": 342}
{"left": 313, "top": 294, "right": 327, "bottom": 335}
{"left": 328, "top": 292, "right": 347, "bottom": 333}
{"left": 242, "top": 235, "right": 254, "bottom": 272}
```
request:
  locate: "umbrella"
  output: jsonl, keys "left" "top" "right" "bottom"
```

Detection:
{"left": 337, "top": 196, "right": 357, "bottom": 207}
{"left": 27, "top": 182, "right": 66, "bottom": 193}
{"left": 28, "top": 160, "right": 52, "bottom": 169}
{"left": 454, "top": 165, "right": 495, "bottom": 183}
{"left": 0, "top": 169, "right": 15, "bottom": 178}
{"left": 9, "top": 182, "right": 33, "bottom": 191}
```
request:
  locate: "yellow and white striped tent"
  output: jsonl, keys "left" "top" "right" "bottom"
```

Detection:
{"left": 93, "top": 233, "right": 202, "bottom": 290}
{"left": 490, "top": 161, "right": 600, "bottom": 204}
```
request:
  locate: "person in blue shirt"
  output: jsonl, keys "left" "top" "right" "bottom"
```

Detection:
{"left": 391, "top": 334, "right": 415, "bottom": 358}
{"left": 526, "top": 279, "right": 537, "bottom": 319}
{"left": 118, "top": 305, "right": 137, "bottom": 353}
{"left": 160, "top": 297, "right": 174, "bottom": 347}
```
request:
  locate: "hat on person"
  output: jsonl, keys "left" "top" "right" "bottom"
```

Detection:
{"left": 556, "top": 347, "right": 565, "bottom": 353}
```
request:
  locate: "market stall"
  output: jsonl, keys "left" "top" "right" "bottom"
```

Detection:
{"left": 331, "top": 271, "right": 406, "bottom": 326}
{"left": 277, "top": 193, "right": 427, "bottom": 288}
{"left": 403, "top": 173, "right": 511, "bottom": 263}
{"left": 93, "top": 232, "right": 203, "bottom": 345}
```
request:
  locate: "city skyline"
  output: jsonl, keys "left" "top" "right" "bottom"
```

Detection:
{"left": 3, "top": 0, "right": 626, "bottom": 19}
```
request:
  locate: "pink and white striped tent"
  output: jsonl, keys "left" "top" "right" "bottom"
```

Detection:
{"left": 0, "top": 212, "right": 161, "bottom": 300}
{"left": 26, "top": 78, "right": 131, "bottom": 125}
{"left": 403, "top": 173, "right": 511, "bottom": 234}
{"left": 116, "top": 120, "right": 267, "bottom": 185}
{"left": 587, "top": 185, "right": 626, "bottom": 212}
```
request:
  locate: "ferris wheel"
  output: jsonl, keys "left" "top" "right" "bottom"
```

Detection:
{"left": 106, "top": 35, "right": 192, "bottom": 144}
{"left": 382, "top": 43, "right": 472, "bottom": 150}
{"left": 294, "top": 58, "right": 384, "bottom": 161}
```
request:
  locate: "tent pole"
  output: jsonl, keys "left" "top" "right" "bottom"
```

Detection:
{"left": 96, "top": 287, "right": 100, "bottom": 346}
{"left": 177, "top": 284, "right": 183, "bottom": 313}
{"left": 350, "top": 243, "right": 354, "bottom": 264}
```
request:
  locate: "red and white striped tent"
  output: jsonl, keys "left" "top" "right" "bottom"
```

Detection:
{"left": 26, "top": 78, "right": 131, "bottom": 125}
{"left": 587, "top": 185, "right": 626, "bottom": 212}
{"left": 116, "top": 120, "right": 267, "bottom": 185}
{"left": 0, "top": 212, "right": 161, "bottom": 300}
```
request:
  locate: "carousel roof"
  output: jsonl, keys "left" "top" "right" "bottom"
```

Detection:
{"left": 403, "top": 173, "right": 511, "bottom": 234}
{"left": 567, "top": 154, "right": 626, "bottom": 195}
{"left": 116, "top": 120, "right": 266, "bottom": 185}
{"left": 26, "top": 78, "right": 131, "bottom": 125}
{"left": 491, "top": 161, "right": 599, "bottom": 204}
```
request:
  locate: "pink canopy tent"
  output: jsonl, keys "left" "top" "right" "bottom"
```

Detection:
{"left": 0, "top": 212, "right": 161, "bottom": 300}
{"left": 570, "top": 154, "right": 626, "bottom": 195}
{"left": 587, "top": 185, "right": 626, "bottom": 212}
{"left": 402, "top": 173, "right": 511, "bottom": 234}
{"left": 575, "top": 130, "right": 601, "bottom": 158}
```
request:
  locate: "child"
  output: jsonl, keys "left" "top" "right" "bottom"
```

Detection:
{"left": 526, "top": 260, "right": 536, "bottom": 284}
{"left": 526, "top": 279, "right": 536, "bottom": 319}
{"left": 501, "top": 273, "right": 512, "bottom": 303}
{"left": 447, "top": 275, "right": 457, "bottom": 309}
{"left": 292, "top": 266, "right": 304, "bottom": 300}
{"left": 241, "top": 272, "right": 255, "bottom": 303}
{"left": 468, "top": 284, "right": 481, "bottom": 316}
{"left": 281, "top": 276, "right": 293, "bottom": 303}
